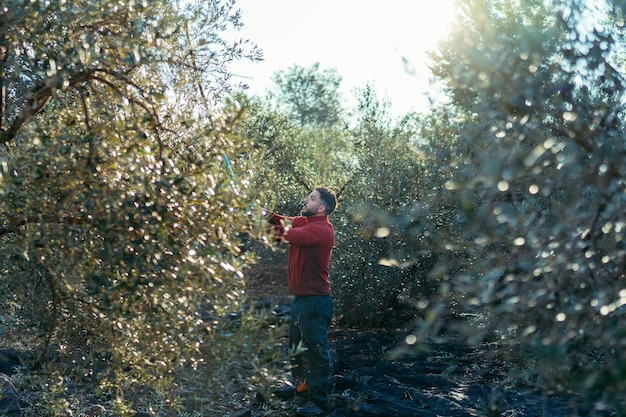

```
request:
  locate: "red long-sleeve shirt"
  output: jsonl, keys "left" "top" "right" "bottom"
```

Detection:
{"left": 269, "top": 213, "right": 335, "bottom": 296}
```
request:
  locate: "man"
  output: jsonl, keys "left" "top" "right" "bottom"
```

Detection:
{"left": 268, "top": 186, "right": 337, "bottom": 416}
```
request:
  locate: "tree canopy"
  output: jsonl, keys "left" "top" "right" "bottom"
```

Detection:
{"left": 271, "top": 62, "right": 344, "bottom": 127}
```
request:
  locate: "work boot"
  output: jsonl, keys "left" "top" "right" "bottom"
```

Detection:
{"left": 296, "top": 401, "right": 324, "bottom": 416}
{"left": 292, "top": 392, "right": 308, "bottom": 407}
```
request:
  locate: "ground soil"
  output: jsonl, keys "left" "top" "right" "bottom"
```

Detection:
{"left": 241, "top": 248, "right": 611, "bottom": 417}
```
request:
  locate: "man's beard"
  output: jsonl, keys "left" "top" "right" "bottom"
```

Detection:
{"left": 301, "top": 207, "right": 316, "bottom": 217}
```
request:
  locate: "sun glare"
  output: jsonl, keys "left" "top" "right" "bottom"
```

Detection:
{"left": 396, "top": 0, "right": 458, "bottom": 55}
{"left": 230, "top": 0, "right": 460, "bottom": 115}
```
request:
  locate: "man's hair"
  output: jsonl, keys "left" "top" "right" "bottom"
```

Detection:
{"left": 316, "top": 186, "right": 337, "bottom": 215}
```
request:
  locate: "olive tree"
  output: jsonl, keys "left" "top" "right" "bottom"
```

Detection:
{"left": 0, "top": 0, "right": 286, "bottom": 415}
{"left": 323, "top": 85, "right": 434, "bottom": 327}
{"left": 239, "top": 63, "right": 354, "bottom": 214}
{"left": 271, "top": 62, "right": 344, "bottom": 127}
{"left": 413, "top": 0, "right": 626, "bottom": 409}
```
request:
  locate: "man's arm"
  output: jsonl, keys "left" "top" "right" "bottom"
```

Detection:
{"left": 284, "top": 221, "right": 329, "bottom": 246}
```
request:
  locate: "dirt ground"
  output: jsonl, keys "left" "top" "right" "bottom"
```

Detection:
{"left": 242, "top": 249, "right": 611, "bottom": 417}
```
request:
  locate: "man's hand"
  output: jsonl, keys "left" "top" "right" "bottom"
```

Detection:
{"left": 266, "top": 213, "right": 292, "bottom": 242}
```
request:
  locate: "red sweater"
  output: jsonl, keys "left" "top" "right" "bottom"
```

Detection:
{"left": 269, "top": 213, "right": 335, "bottom": 296}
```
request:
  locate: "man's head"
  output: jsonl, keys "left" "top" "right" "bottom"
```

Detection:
{"left": 301, "top": 186, "right": 337, "bottom": 217}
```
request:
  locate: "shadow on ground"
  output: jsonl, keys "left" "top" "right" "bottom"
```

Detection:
{"left": 234, "top": 313, "right": 611, "bottom": 417}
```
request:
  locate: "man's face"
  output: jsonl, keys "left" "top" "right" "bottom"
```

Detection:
{"left": 301, "top": 190, "right": 326, "bottom": 217}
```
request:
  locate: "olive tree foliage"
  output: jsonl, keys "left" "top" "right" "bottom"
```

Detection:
{"left": 329, "top": 85, "right": 433, "bottom": 327}
{"left": 0, "top": 0, "right": 287, "bottom": 414}
{"left": 408, "top": 0, "right": 626, "bottom": 407}
{"left": 238, "top": 64, "right": 353, "bottom": 215}
{"left": 271, "top": 62, "right": 344, "bottom": 127}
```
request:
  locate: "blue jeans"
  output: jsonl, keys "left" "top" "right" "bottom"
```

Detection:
{"left": 290, "top": 295, "right": 333, "bottom": 406}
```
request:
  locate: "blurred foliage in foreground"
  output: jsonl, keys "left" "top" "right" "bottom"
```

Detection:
{"left": 419, "top": 0, "right": 626, "bottom": 409}
{"left": 0, "top": 0, "right": 288, "bottom": 415}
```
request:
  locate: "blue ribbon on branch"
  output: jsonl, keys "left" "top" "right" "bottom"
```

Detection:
{"left": 223, "top": 153, "right": 237, "bottom": 183}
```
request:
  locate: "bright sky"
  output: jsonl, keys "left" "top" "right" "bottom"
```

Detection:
{"left": 229, "top": 0, "right": 457, "bottom": 118}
